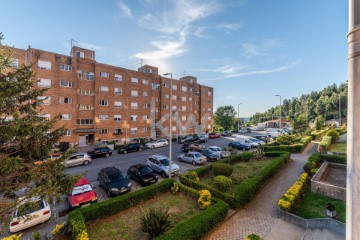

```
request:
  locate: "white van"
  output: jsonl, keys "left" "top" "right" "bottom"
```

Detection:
{"left": 266, "top": 128, "right": 280, "bottom": 138}
{"left": 234, "top": 136, "right": 259, "bottom": 148}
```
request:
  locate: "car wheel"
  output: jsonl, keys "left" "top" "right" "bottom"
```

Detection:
{"left": 105, "top": 153, "right": 110, "bottom": 158}
{"left": 161, "top": 171, "right": 167, "bottom": 178}
{"left": 139, "top": 148, "right": 143, "bottom": 152}
{"left": 163, "top": 144, "right": 166, "bottom": 147}
{"left": 124, "top": 150, "right": 127, "bottom": 154}
{"left": 83, "top": 160, "right": 89, "bottom": 165}
{"left": 207, "top": 157, "right": 211, "bottom": 162}
{"left": 178, "top": 158, "right": 182, "bottom": 162}
{"left": 151, "top": 145, "right": 155, "bottom": 149}
{"left": 192, "top": 161, "right": 196, "bottom": 166}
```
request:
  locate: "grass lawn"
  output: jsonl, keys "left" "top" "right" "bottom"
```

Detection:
{"left": 87, "top": 192, "right": 200, "bottom": 240}
{"left": 328, "top": 142, "right": 347, "bottom": 153}
{"left": 292, "top": 188, "right": 345, "bottom": 223}
{"left": 201, "top": 158, "right": 274, "bottom": 193}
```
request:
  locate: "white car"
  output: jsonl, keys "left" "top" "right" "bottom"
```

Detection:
{"left": 146, "top": 155, "right": 180, "bottom": 178}
{"left": 248, "top": 138, "right": 266, "bottom": 145}
{"left": 145, "top": 139, "right": 169, "bottom": 149}
{"left": 10, "top": 197, "right": 51, "bottom": 233}
{"left": 178, "top": 152, "right": 207, "bottom": 166}
{"left": 207, "top": 146, "right": 231, "bottom": 158}
{"left": 64, "top": 153, "right": 92, "bottom": 167}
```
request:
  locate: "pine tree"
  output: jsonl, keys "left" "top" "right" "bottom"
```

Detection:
{"left": 0, "top": 33, "right": 78, "bottom": 225}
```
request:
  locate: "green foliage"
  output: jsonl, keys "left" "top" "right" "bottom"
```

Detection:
{"left": 214, "top": 105, "right": 236, "bottom": 131}
{"left": 275, "top": 134, "right": 299, "bottom": 145}
{"left": 326, "top": 130, "right": 340, "bottom": 143}
{"left": 262, "top": 144, "right": 304, "bottom": 153}
{"left": 246, "top": 234, "right": 262, "bottom": 240}
{"left": 315, "top": 115, "right": 325, "bottom": 130}
{"left": 303, "top": 153, "right": 346, "bottom": 175}
{"left": 253, "top": 147, "right": 264, "bottom": 160}
{"left": 212, "top": 163, "right": 233, "bottom": 177}
{"left": 213, "top": 175, "right": 233, "bottom": 192}
{"left": 184, "top": 171, "right": 200, "bottom": 182}
{"left": 318, "top": 136, "right": 332, "bottom": 152}
{"left": 140, "top": 206, "right": 171, "bottom": 239}
{"left": 310, "top": 128, "right": 328, "bottom": 140}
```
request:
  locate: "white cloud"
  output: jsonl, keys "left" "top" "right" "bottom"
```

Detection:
{"left": 193, "top": 22, "right": 242, "bottom": 38}
{"left": 242, "top": 38, "right": 282, "bottom": 58}
{"left": 77, "top": 42, "right": 103, "bottom": 51}
{"left": 215, "top": 23, "right": 242, "bottom": 31}
{"left": 198, "top": 64, "right": 248, "bottom": 74}
{"left": 117, "top": 1, "right": 132, "bottom": 18}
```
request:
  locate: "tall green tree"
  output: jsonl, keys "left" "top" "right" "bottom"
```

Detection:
{"left": 214, "top": 105, "right": 236, "bottom": 130}
{"left": 0, "top": 33, "right": 78, "bottom": 225}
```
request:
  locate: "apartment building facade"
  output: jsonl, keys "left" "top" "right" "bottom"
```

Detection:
{"left": 8, "top": 45, "right": 213, "bottom": 146}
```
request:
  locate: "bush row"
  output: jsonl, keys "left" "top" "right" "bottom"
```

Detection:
{"left": 180, "top": 151, "right": 290, "bottom": 209}
{"left": 262, "top": 136, "right": 312, "bottom": 153}
{"left": 311, "top": 128, "right": 328, "bottom": 140}
{"left": 303, "top": 153, "right": 347, "bottom": 176}
{"left": 69, "top": 179, "right": 229, "bottom": 240}
{"left": 318, "top": 136, "right": 332, "bottom": 152}
{"left": 278, "top": 173, "right": 308, "bottom": 212}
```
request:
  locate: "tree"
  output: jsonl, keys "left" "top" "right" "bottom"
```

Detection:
{"left": 0, "top": 33, "right": 78, "bottom": 225}
{"left": 214, "top": 105, "right": 236, "bottom": 131}
{"left": 291, "top": 114, "right": 308, "bottom": 134}
{"left": 314, "top": 115, "right": 325, "bottom": 130}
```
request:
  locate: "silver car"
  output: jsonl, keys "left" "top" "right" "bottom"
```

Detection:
{"left": 146, "top": 155, "right": 180, "bottom": 178}
{"left": 64, "top": 153, "right": 92, "bottom": 167}
{"left": 145, "top": 139, "right": 169, "bottom": 149}
{"left": 207, "top": 146, "right": 231, "bottom": 159}
{"left": 178, "top": 152, "right": 207, "bottom": 166}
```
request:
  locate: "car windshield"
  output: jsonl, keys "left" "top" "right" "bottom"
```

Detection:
{"left": 108, "top": 172, "right": 125, "bottom": 182}
{"left": 203, "top": 149, "right": 212, "bottom": 154}
{"left": 16, "top": 200, "right": 45, "bottom": 217}
{"left": 139, "top": 166, "right": 152, "bottom": 175}
{"left": 71, "top": 184, "right": 92, "bottom": 196}
{"left": 159, "top": 158, "right": 170, "bottom": 166}
{"left": 194, "top": 153, "right": 202, "bottom": 158}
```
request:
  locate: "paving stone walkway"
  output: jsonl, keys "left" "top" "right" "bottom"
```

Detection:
{"left": 203, "top": 153, "right": 310, "bottom": 240}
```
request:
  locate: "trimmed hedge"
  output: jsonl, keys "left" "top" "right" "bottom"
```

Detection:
{"left": 326, "top": 130, "right": 340, "bottom": 143}
{"left": 303, "top": 153, "right": 346, "bottom": 175}
{"left": 180, "top": 151, "right": 290, "bottom": 209}
{"left": 262, "top": 135, "right": 312, "bottom": 153}
{"left": 318, "top": 136, "right": 332, "bottom": 152}
{"left": 278, "top": 173, "right": 308, "bottom": 212}
{"left": 69, "top": 179, "right": 228, "bottom": 240}
{"left": 212, "top": 163, "right": 233, "bottom": 177}
{"left": 311, "top": 128, "right": 328, "bottom": 140}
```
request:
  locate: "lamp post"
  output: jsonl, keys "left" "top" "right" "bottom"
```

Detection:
{"left": 275, "top": 95, "right": 282, "bottom": 129}
{"left": 163, "top": 73, "right": 173, "bottom": 179}
{"left": 237, "top": 103, "right": 242, "bottom": 132}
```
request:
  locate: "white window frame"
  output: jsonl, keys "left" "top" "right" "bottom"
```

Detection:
{"left": 152, "top": 83, "right": 160, "bottom": 90}
{"left": 131, "top": 77, "right": 138, "bottom": 84}
{"left": 59, "top": 97, "right": 72, "bottom": 104}
{"left": 75, "top": 51, "right": 84, "bottom": 58}
{"left": 60, "top": 64, "right": 72, "bottom": 71}
{"left": 100, "top": 72, "right": 109, "bottom": 78}
{"left": 99, "top": 100, "right": 108, "bottom": 106}
{"left": 164, "top": 94, "right": 169, "bottom": 99}
{"left": 142, "top": 115, "right": 148, "bottom": 120}
{"left": 114, "top": 115, "right": 122, "bottom": 122}
{"left": 114, "top": 101, "right": 122, "bottom": 108}
{"left": 115, "top": 74, "right": 122, "bottom": 81}
{"left": 182, "top": 86, "right": 187, "bottom": 92}
{"left": 99, "top": 86, "right": 109, "bottom": 92}
{"left": 163, "top": 83, "right": 169, "bottom": 88}
{"left": 99, "top": 129, "right": 108, "bottom": 134}
{"left": 60, "top": 80, "right": 73, "bottom": 88}
{"left": 142, "top": 79, "right": 149, "bottom": 84}
{"left": 172, "top": 85, "right": 178, "bottom": 90}
{"left": 130, "top": 128, "right": 138, "bottom": 134}
{"left": 61, "top": 114, "right": 72, "bottom": 120}
{"left": 38, "top": 78, "right": 51, "bottom": 87}
{"left": 114, "top": 87, "right": 122, "bottom": 95}
{"left": 99, "top": 114, "right": 109, "bottom": 120}
{"left": 65, "top": 130, "right": 71, "bottom": 136}
{"left": 143, "top": 91, "right": 149, "bottom": 96}
{"left": 131, "top": 102, "right": 138, "bottom": 109}
{"left": 38, "top": 60, "right": 51, "bottom": 70}
{"left": 131, "top": 90, "right": 138, "bottom": 97}
{"left": 130, "top": 115, "right": 138, "bottom": 122}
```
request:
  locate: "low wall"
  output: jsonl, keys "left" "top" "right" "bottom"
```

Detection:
{"left": 311, "top": 162, "right": 346, "bottom": 201}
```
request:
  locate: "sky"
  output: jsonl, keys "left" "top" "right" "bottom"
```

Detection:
{"left": 0, "top": 0, "right": 348, "bottom": 117}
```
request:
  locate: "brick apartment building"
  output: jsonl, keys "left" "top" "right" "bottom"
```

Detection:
{"left": 8, "top": 45, "right": 213, "bottom": 146}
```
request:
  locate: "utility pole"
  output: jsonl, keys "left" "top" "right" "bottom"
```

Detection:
{"left": 339, "top": 94, "right": 342, "bottom": 126}
{"left": 163, "top": 73, "right": 173, "bottom": 179}
{"left": 275, "top": 95, "right": 282, "bottom": 128}
{"left": 237, "top": 103, "right": 242, "bottom": 132}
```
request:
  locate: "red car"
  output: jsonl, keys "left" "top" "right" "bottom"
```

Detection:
{"left": 68, "top": 178, "right": 97, "bottom": 209}
{"left": 209, "top": 132, "right": 221, "bottom": 139}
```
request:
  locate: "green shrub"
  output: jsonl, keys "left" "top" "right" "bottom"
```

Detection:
{"left": 253, "top": 148, "right": 264, "bottom": 160}
{"left": 326, "top": 130, "right": 340, "bottom": 143}
{"left": 310, "top": 128, "right": 328, "bottom": 140}
{"left": 213, "top": 175, "right": 233, "bottom": 192}
{"left": 246, "top": 234, "right": 262, "bottom": 240}
{"left": 212, "top": 163, "right": 233, "bottom": 177}
{"left": 140, "top": 207, "right": 171, "bottom": 239}
{"left": 303, "top": 153, "right": 346, "bottom": 175}
{"left": 184, "top": 171, "right": 200, "bottom": 182}
{"left": 262, "top": 144, "right": 303, "bottom": 153}
{"left": 318, "top": 136, "right": 332, "bottom": 152}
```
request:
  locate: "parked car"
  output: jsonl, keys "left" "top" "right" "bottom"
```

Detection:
{"left": 248, "top": 137, "right": 266, "bottom": 145}
{"left": 145, "top": 139, "right": 169, "bottom": 148}
{"left": 198, "top": 134, "right": 209, "bottom": 143}
{"left": 235, "top": 136, "right": 259, "bottom": 148}
{"left": 118, "top": 143, "right": 144, "bottom": 154}
{"left": 10, "top": 197, "right": 51, "bottom": 233}
{"left": 98, "top": 167, "right": 132, "bottom": 197}
{"left": 34, "top": 153, "right": 62, "bottom": 165}
{"left": 146, "top": 155, "right": 180, "bottom": 178}
{"left": 178, "top": 152, "right": 207, "bottom": 166}
{"left": 221, "top": 130, "right": 232, "bottom": 136}
{"left": 228, "top": 141, "right": 251, "bottom": 151}
{"left": 68, "top": 178, "right": 97, "bottom": 209}
{"left": 181, "top": 143, "right": 205, "bottom": 152}
{"left": 178, "top": 135, "right": 195, "bottom": 144}
{"left": 127, "top": 164, "right": 158, "bottom": 186}
{"left": 87, "top": 147, "right": 112, "bottom": 158}
{"left": 64, "top": 153, "right": 92, "bottom": 167}
{"left": 255, "top": 126, "right": 265, "bottom": 131}
{"left": 207, "top": 146, "right": 231, "bottom": 158}
{"left": 209, "top": 132, "right": 221, "bottom": 139}
{"left": 200, "top": 149, "right": 221, "bottom": 162}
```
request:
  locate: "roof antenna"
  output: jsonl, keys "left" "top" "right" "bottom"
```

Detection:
{"left": 183, "top": 71, "right": 186, "bottom": 76}
{"left": 139, "top": 59, "right": 144, "bottom": 67}
{"left": 70, "top": 39, "right": 78, "bottom": 56}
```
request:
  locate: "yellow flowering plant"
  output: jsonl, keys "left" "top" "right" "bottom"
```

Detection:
{"left": 2, "top": 234, "right": 22, "bottom": 240}
{"left": 51, "top": 222, "right": 66, "bottom": 236}
{"left": 76, "top": 230, "right": 90, "bottom": 240}
{"left": 198, "top": 190, "right": 211, "bottom": 209}
{"left": 278, "top": 173, "right": 308, "bottom": 212}
{"left": 170, "top": 182, "right": 179, "bottom": 194}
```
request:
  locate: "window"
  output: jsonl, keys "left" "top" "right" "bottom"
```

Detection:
{"left": 146, "top": 68, "right": 152, "bottom": 74}
{"left": 99, "top": 100, "right": 108, "bottom": 106}
{"left": 99, "top": 86, "right": 109, "bottom": 92}
{"left": 100, "top": 72, "right": 109, "bottom": 78}
{"left": 114, "top": 101, "right": 122, "bottom": 108}
{"left": 189, "top": 87, "right": 193, "bottom": 92}
{"left": 76, "top": 119, "right": 94, "bottom": 125}
{"left": 189, "top": 106, "right": 193, "bottom": 110}
{"left": 38, "top": 78, "right": 51, "bottom": 87}
{"left": 152, "top": 83, "right": 160, "bottom": 90}
{"left": 100, "top": 129, "right": 108, "bottom": 134}
{"left": 181, "top": 97, "right": 186, "bottom": 102}
{"left": 164, "top": 94, "right": 169, "bottom": 99}
{"left": 156, "top": 108, "right": 160, "bottom": 112}
{"left": 114, "top": 128, "right": 122, "bottom": 135}
{"left": 172, "top": 105, "right": 177, "bottom": 110}
{"left": 181, "top": 126, "right": 187, "bottom": 131}
{"left": 142, "top": 115, "right": 148, "bottom": 120}
{"left": 38, "top": 60, "right": 51, "bottom": 70}
{"left": 114, "top": 115, "right": 122, "bottom": 122}
{"left": 208, "top": 108, "right": 211, "bottom": 112}
{"left": 78, "top": 89, "right": 94, "bottom": 96}
{"left": 60, "top": 80, "right": 73, "bottom": 88}
{"left": 131, "top": 77, "right": 138, "bottom": 84}
{"left": 143, "top": 103, "right": 150, "bottom": 108}
{"left": 163, "top": 83, "right": 169, "bottom": 88}
{"left": 208, "top": 124, "right": 211, "bottom": 129}
{"left": 130, "top": 115, "right": 138, "bottom": 122}
{"left": 142, "top": 127, "right": 150, "bottom": 132}
{"left": 75, "top": 51, "right": 84, "bottom": 58}
{"left": 189, "top": 97, "right": 193, "bottom": 101}
{"left": 172, "top": 85, "right": 177, "bottom": 90}
{"left": 114, "top": 87, "right": 122, "bottom": 95}
{"left": 208, "top": 91, "right": 212, "bottom": 96}
{"left": 78, "top": 104, "right": 94, "bottom": 110}
{"left": 115, "top": 74, "right": 122, "bottom": 81}
{"left": 182, "top": 106, "right": 186, "bottom": 111}
{"left": 156, "top": 97, "right": 160, "bottom": 102}
{"left": 77, "top": 70, "right": 94, "bottom": 81}
{"left": 143, "top": 91, "right": 149, "bottom": 96}
{"left": 182, "top": 116, "right": 187, "bottom": 121}
{"left": 130, "top": 128, "right": 137, "bottom": 134}
{"left": 60, "top": 64, "right": 72, "bottom": 71}
{"left": 65, "top": 130, "right": 71, "bottom": 136}
{"left": 172, "top": 95, "right": 177, "bottom": 100}
{"left": 195, "top": 92, "right": 200, "bottom": 97}
{"left": 59, "top": 97, "right": 72, "bottom": 104}
{"left": 163, "top": 105, "right": 169, "bottom": 109}
{"left": 131, "top": 102, "right": 138, "bottom": 109}
{"left": 12, "top": 59, "right": 18, "bottom": 68}
{"left": 172, "top": 126, "right": 177, "bottom": 131}
{"left": 39, "top": 113, "right": 50, "bottom": 119}
{"left": 182, "top": 86, "right": 187, "bottom": 92}
{"left": 99, "top": 115, "right": 109, "bottom": 120}
{"left": 131, "top": 90, "right": 138, "bottom": 97}
{"left": 142, "top": 79, "right": 149, "bottom": 84}
{"left": 61, "top": 114, "right": 72, "bottom": 120}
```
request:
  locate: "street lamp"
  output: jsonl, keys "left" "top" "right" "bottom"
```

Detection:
{"left": 275, "top": 95, "right": 282, "bottom": 129}
{"left": 163, "top": 73, "right": 173, "bottom": 179}
{"left": 237, "top": 103, "right": 242, "bottom": 132}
